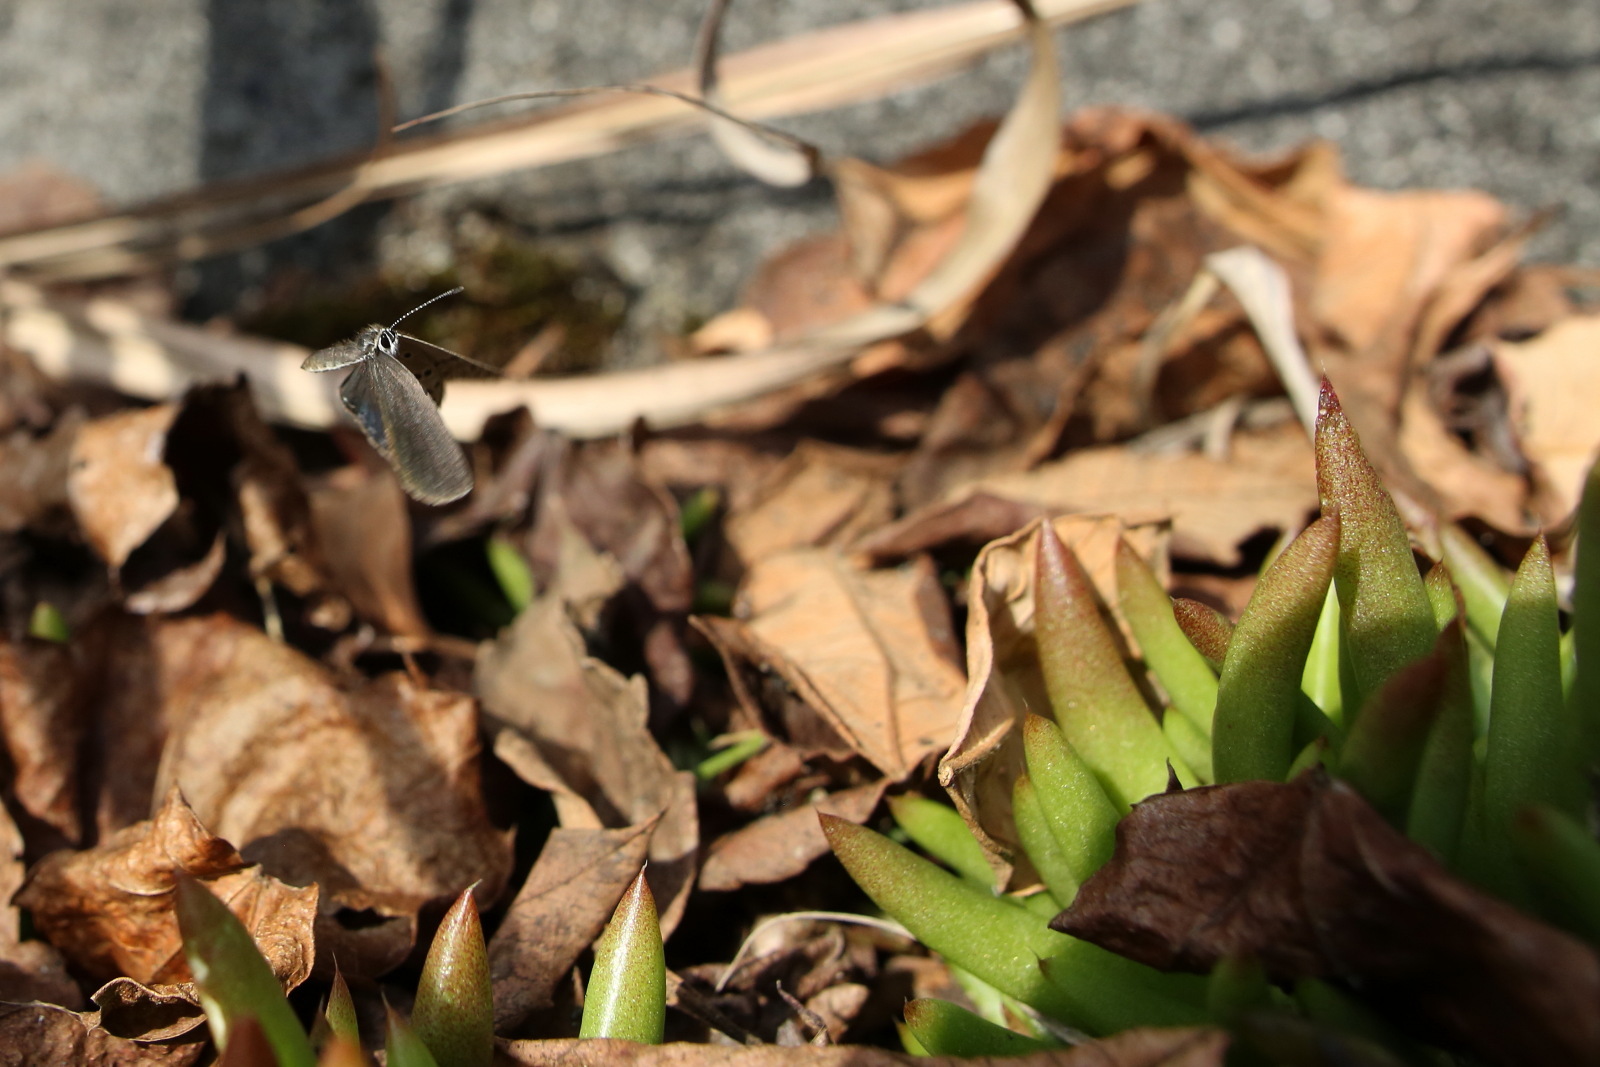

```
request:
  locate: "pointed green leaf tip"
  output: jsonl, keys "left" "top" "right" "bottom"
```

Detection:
{"left": 173, "top": 873, "right": 315, "bottom": 1067}
{"left": 1034, "top": 521, "right": 1191, "bottom": 806}
{"left": 580, "top": 869, "right": 666, "bottom": 1043}
{"left": 1212, "top": 512, "right": 1339, "bottom": 784}
{"left": 386, "top": 1004, "right": 442, "bottom": 1067}
{"left": 414, "top": 886, "right": 494, "bottom": 1067}
{"left": 1313, "top": 379, "right": 1435, "bottom": 710}
{"left": 1485, "top": 537, "right": 1584, "bottom": 835}
{"left": 887, "top": 794, "right": 994, "bottom": 888}
{"left": 320, "top": 963, "right": 359, "bottom": 1049}
{"left": 902, "top": 998, "right": 1056, "bottom": 1056}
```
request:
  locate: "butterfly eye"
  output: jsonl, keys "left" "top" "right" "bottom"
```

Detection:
{"left": 375, "top": 330, "right": 400, "bottom": 358}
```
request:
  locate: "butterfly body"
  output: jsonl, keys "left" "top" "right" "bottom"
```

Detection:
{"left": 301, "top": 290, "right": 492, "bottom": 505}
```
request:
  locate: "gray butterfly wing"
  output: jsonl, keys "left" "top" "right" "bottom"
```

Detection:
{"left": 393, "top": 333, "right": 502, "bottom": 405}
{"left": 303, "top": 327, "right": 381, "bottom": 372}
{"left": 395, "top": 332, "right": 503, "bottom": 373}
{"left": 339, "top": 352, "right": 473, "bottom": 505}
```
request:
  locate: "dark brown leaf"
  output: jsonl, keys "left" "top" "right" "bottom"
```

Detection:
{"left": 307, "top": 465, "right": 429, "bottom": 637}
{"left": 83, "top": 613, "right": 510, "bottom": 977}
{"left": 476, "top": 597, "right": 697, "bottom": 934}
{"left": 524, "top": 437, "right": 696, "bottom": 708}
{"left": 0, "top": 796, "right": 81, "bottom": 1008}
{"left": 698, "top": 782, "right": 887, "bottom": 893}
{"left": 0, "top": 636, "right": 87, "bottom": 845}
{"left": 488, "top": 821, "right": 655, "bottom": 1033}
{"left": 1054, "top": 770, "right": 1600, "bottom": 1066}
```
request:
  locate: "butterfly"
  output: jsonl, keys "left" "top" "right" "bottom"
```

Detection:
{"left": 301, "top": 287, "right": 500, "bottom": 505}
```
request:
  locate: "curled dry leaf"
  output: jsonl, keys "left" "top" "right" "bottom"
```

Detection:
{"left": 1054, "top": 770, "right": 1600, "bottom": 1067}
{"left": 84, "top": 613, "right": 510, "bottom": 977}
{"left": 713, "top": 550, "right": 966, "bottom": 780}
{"left": 16, "top": 787, "right": 314, "bottom": 1015}
{"left": 476, "top": 596, "right": 697, "bottom": 934}
{"left": 90, "top": 976, "right": 213, "bottom": 1042}
{"left": 0, "top": 1000, "right": 204, "bottom": 1066}
{"left": 939, "top": 515, "right": 1167, "bottom": 884}
{"left": 488, "top": 821, "right": 656, "bottom": 1034}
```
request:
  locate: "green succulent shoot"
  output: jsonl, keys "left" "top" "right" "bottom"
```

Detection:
{"left": 826, "top": 376, "right": 1600, "bottom": 1055}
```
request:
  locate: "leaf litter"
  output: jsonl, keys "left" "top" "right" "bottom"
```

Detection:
{"left": 0, "top": 2, "right": 1595, "bottom": 1063}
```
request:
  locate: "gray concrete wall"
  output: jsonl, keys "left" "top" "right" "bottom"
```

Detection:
{"left": 0, "top": 0, "right": 1594, "bottom": 338}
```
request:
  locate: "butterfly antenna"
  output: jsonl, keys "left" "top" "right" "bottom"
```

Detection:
{"left": 389, "top": 286, "right": 466, "bottom": 329}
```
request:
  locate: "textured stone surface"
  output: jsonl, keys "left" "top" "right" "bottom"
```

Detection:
{"left": 0, "top": 0, "right": 1593, "bottom": 339}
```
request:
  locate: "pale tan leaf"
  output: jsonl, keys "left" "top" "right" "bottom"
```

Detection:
{"left": 734, "top": 551, "right": 967, "bottom": 780}
{"left": 724, "top": 443, "right": 899, "bottom": 565}
{"left": 939, "top": 515, "right": 1167, "bottom": 883}
{"left": 1494, "top": 314, "right": 1600, "bottom": 519}
{"left": 66, "top": 404, "right": 180, "bottom": 570}
{"left": 958, "top": 421, "right": 1317, "bottom": 567}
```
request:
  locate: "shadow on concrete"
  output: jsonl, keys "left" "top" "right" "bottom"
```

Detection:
{"left": 1188, "top": 49, "right": 1600, "bottom": 130}
{"left": 187, "top": 0, "right": 477, "bottom": 316}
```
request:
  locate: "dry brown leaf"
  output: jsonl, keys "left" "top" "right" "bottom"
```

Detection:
{"left": 851, "top": 492, "right": 1048, "bottom": 568}
{"left": 90, "top": 977, "right": 209, "bottom": 1042}
{"left": 16, "top": 787, "right": 315, "bottom": 992}
{"left": 728, "top": 550, "right": 966, "bottom": 780}
{"left": 82, "top": 613, "right": 509, "bottom": 977}
{"left": 0, "top": 1000, "right": 203, "bottom": 1066}
{"left": 1396, "top": 387, "right": 1529, "bottom": 532}
{"left": 475, "top": 597, "right": 697, "bottom": 934}
{"left": 954, "top": 421, "right": 1316, "bottom": 567}
{"left": 0, "top": 408, "right": 79, "bottom": 533}
{"left": 699, "top": 781, "right": 887, "bottom": 893}
{"left": 719, "top": 741, "right": 810, "bottom": 813}
{"left": 524, "top": 438, "right": 696, "bottom": 707}
{"left": 502, "top": 1029, "right": 1229, "bottom": 1067}
{"left": 0, "top": 795, "right": 81, "bottom": 1008}
{"left": 1314, "top": 186, "right": 1507, "bottom": 372}
{"left": 694, "top": 617, "right": 856, "bottom": 765}
{"left": 307, "top": 464, "right": 430, "bottom": 637}
{"left": 488, "top": 820, "right": 655, "bottom": 1034}
{"left": 724, "top": 443, "right": 899, "bottom": 565}
{"left": 1054, "top": 771, "right": 1600, "bottom": 1066}
{"left": 0, "top": 636, "right": 87, "bottom": 845}
{"left": 1493, "top": 314, "right": 1600, "bottom": 519}
{"left": 939, "top": 515, "right": 1166, "bottom": 883}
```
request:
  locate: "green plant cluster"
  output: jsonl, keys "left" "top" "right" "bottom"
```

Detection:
{"left": 826, "top": 383, "right": 1600, "bottom": 1059}
{"left": 176, "top": 868, "right": 661, "bottom": 1065}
